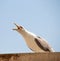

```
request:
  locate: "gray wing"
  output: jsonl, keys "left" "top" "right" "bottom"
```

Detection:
{"left": 34, "top": 36, "right": 54, "bottom": 52}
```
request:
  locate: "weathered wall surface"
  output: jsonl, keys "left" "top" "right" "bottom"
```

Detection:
{"left": 0, "top": 53, "right": 60, "bottom": 61}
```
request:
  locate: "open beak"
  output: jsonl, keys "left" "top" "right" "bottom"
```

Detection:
{"left": 13, "top": 23, "right": 19, "bottom": 30}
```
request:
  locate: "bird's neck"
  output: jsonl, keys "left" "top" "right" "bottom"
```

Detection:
{"left": 18, "top": 29, "right": 29, "bottom": 37}
{"left": 23, "top": 30, "right": 36, "bottom": 38}
{"left": 17, "top": 29, "right": 37, "bottom": 41}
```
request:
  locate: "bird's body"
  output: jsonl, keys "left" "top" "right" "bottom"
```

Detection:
{"left": 20, "top": 30, "right": 45, "bottom": 52}
{"left": 13, "top": 23, "right": 55, "bottom": 52}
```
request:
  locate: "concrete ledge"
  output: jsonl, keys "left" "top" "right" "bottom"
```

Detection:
{"left": 0, "top": 52, "right": 60, "bottom": 61}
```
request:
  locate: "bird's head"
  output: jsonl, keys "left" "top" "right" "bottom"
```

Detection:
{"left": 13, "top": 23, "right": 25, "bottom": 33}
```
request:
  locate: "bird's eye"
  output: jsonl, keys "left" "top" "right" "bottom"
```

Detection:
{"left": 18, "top": 27, "right": 20, "bottom": 29}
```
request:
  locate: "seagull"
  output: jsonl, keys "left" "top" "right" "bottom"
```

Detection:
{"left": 13, "top": 23, "right": 55, "bottom": 52}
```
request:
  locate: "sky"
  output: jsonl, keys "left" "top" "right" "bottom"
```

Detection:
{"left": 0, "top": 0, "right": 60, "bottom": 54}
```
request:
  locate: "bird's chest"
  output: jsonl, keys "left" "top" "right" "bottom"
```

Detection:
{"left": 23, "top": 35, "right": 40, "bottom": 50}
{"left": 24, "top": 35, "right": 35, "bottom": 46}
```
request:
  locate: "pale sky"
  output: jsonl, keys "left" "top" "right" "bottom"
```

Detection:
{"left": 0, "top": 0, "right": 60, "bottom": 54}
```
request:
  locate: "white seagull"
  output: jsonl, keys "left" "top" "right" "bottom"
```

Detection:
{"left": 13, "top": 23, "right": 55, "bottom": 52}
